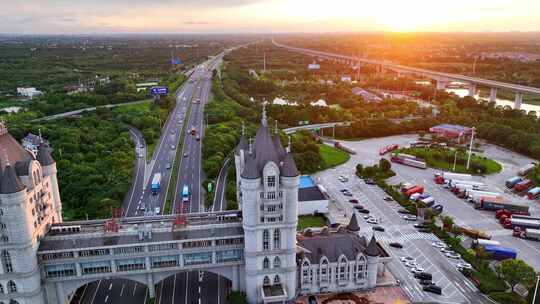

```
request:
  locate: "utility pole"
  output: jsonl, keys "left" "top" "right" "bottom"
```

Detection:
{"left": 466, "top": 128, "right": 475, "bottom": 170}
{"left": 533, "top": 273, "right": 540, "bottom": 304}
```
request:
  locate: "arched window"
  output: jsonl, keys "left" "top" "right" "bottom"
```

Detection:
{"left": 302, "top": 260, "right": 310, "bottom": 284}
{"left": 273, "top": 275, "right": 281, "bottom": 284}
{"left": 356, "top": 255, "right": 366, "bottom": 279}
{"left": 0, "top": 283, "right": 4, "bottom": 294}
{"left": 2, "top": 250, "right": 13, "bottom": 273}
{"left": 262, "top": 230, "right": 270, "bottom": 250}
{"left": 10, "top": 300, "right": 19, "bottom": 304}
{"left": 263, "top": 276, "right": 271, "bottom": 286}
{"left": 338, "top": 256, "right": 348, "bottom": 281}
{"left": 7, "top": 281, "right": 16, "bottom": 293}
{"left": 320, "top": 258, "right": 329, "bottom": 282}
{"left": 273, "top": 229, "right": 281, "bottom": 249}
{"left": 263, "top": 257, "right": 270, "bottom": 269}
{"left": 273, "top": 256, "right": 281, "bottom": 268}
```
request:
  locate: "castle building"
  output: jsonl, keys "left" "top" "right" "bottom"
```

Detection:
{"left": 234, "top": 107, "right": 389, "bottom": 303}
{"left": 0, "top": 123, "right": 62, "bottom": 304}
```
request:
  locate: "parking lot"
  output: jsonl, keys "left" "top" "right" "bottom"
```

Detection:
{"left": 315, "top": 167, "right": 489, "bottom": 303}
{"left": 328, "top": 134, "right": 540, "bottom": 271}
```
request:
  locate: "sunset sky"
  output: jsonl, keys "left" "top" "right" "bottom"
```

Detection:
{"left": 2, "top": 0, "right": 540, "bottom": 34}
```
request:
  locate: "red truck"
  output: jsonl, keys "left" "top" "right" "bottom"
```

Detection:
{"left": 379, "top": 144, "right": 398, "bottom": 156}
{"left": 514, "top": 179, "right": 533, "bottom": 192}
{"left": 404, "top": 185, "right": 424, "bottom": 197}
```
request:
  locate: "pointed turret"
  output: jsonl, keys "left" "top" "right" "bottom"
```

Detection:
{"left": 280, "top": 153, "right": 299, "bottom": 177}
{"left": 0, "top": 164, "right": 25, "bottom": 194}
{"left": 366, "top": 235, "right": 380, "bottom": 257}
{"left": 37, "top": 143, "right": 54, "bottom": 166}
{"left": 347, "top": 214, "right": 360, "bottom": 232}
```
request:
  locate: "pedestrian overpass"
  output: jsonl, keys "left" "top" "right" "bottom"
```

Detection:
{"left": 283, "top": 122, "right": 351, "bottom": 136}
{"left": 38, "top": 211, "right": 245, "bottom": 304}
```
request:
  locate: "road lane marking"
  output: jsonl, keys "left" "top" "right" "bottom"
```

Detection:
{"left": 109, "top": 283, "right": 113, "bottom": 291}
{"left": 89, "top": 280, "right": 101, "bottom": 304}
{"left": 120, "top": 284, "right": 125, "bottom": 297}
{"left": 185, "top": 272, "right": 189, "bottom": 304}
{"left": 105, "top": 295, "right": 109, "bottom": 303}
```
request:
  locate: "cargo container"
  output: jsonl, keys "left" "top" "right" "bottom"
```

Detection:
{"left": 527, "top": 187, "right": 540, "bottom": 199}
{"left": 505, "top": 218, "right": 540, "bottom": 230}
{"left": 453, "top": 184, "right": 474, "bottom": 196}
{"left": 379, "top": 144, "right": 398, "bottom": 155}
{"left": 495, "top": 209, "right": 534, "bottom": 219}
{"left": 467, "top": 190, "right": 502, "bottom": 202}
{"left": 483, "top": 245, "right": 517, "bottom": 260}
{"left": 391, "top": 154, "right": 427, "bottom": 169}
{"left": 471, "top": 239, "right": 501, "bottom": 248}
{"left": 405, "top": 186, "right": 424, "bottom": 197}
{"left": 459, "top": 226, "right": 491, "bottom": 240}
{"left": 434, "top": 172, "right": 473, "bottom": 184}
{"left": 513, "top": 227, "right": 540, "bottom": 241}
{"left": 514, "top": 179, "right": 533, "bottom": 192}
{"left": 475, "top": 200, "right": 529, "bottom": 214}
{"left": 518, "top": 163, "right": 536, "bottom": 176}
{"left": 505, "top": 176, "right": 523, "bottom": 189}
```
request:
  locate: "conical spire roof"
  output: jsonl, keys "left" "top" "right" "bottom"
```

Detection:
{"left": 366, "top": 235, "right": 380, "bottom": 257}
{"left": 0, "top": 165, "right": 25, "bottom": 194}
{"left": 347, "top": 214, "right": 360, "bottom": 232}
{"left": 37, "top": 143, "right": 55, "bottom": 166}
{"left": 280, "top": 153, "right": 299, "bottom": 177}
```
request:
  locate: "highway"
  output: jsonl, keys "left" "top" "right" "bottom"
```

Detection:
{"left": 212, "top": 157, "right": 231, "bottom": 212}
{"left": 272, "top": 38, "right": 540, "bottom": 96}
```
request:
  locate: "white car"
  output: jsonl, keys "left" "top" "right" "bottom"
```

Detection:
{"left": 405, "top": 261, "right": 418, "bottom": 268}
{"left": 403, "top": 215, "right": 417, "bottom": 221}
{"left": 445, "top": 252, "right": 461, "bottom": 259}
{"left": 441, "top": 248, "right": 454, "bottom": 254}
{"left": 432, "top": 241, "right": 446, "bottom": 248}
{"left": 456, "top": 263, "right": 473, "bottom": 270}
{"left": 366, "top": 218, "right": 378, "bottom": 224}
{"left": 400, "top": 256, "right": 415, "bottom": 263}
{"left": 411, "top": 267, "right": 424, "bottom": 274}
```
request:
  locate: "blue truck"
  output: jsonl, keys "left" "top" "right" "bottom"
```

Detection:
{"left": 151, "top": 173, "right": 162, "bottom": 195}
{"left": 483, "top": 244, "right": 517, "bottom": 260}
{"left": 505, "top": 176, "right": 523, "bottom": 189}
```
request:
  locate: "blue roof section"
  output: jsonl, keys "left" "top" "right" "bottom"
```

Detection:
{"left": 299, "top": 175, "right": 316, "bottom": 189}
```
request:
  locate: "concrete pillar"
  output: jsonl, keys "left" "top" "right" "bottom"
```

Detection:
{"left": 232, "top": 265, "right": 239, "bottom": 291}
{"left": 147, "top": 273, "right": 155, "bottom": 298}
{"left": 515, "top": 92, "right": 523, "bottom": 110}
{"left": 468, "top": 83, "right": 477, "bottom": 97}
{"left": 436, "top": 80, "right": 447, "bottom": 90}
{"left": 56, "top": 282, "right": 66, "bottom": 304}
{"left": 75, "top": 263, "right": 82, "bottom": 277}
{"left": 489, "top": 88, "right": 498, "bottom": 103}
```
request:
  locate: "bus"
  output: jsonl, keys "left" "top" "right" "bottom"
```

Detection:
{"left": 182, "top": 185, "right": 190, "bottom": 203}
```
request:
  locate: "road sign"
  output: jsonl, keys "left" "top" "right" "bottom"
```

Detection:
{"left": 150, "top": 86, "right": 169, "bottom": 96}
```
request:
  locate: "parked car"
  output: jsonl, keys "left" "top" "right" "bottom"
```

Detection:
{"left": 414, "top": 223, "right": 429, "bottom": 229}
{"left": 365, "top": 179, "right": 376, "bottom": 185}
{"left": 403, "top": 215, "right": 418, "bottom": 221}
{"left": 372, "top": 226, "right": 385, "bottom": 232}
{"left": 166, "top": 163, "right": 172, "bottom": 169}
{"left": 389, "top": 242, "right": 403, "bottom": 249}
{"left": 423, "top": 285, "right": 442, "bottom": 295}
{"left": 432, "top": 241, "right": 446, "bottom": 248}
{"left": 418, "top": 228, "right": 432, "bottom": 233}
{"left": 404, "top": 261, "right": 418, "bottom": 268}
{"left": 353, "top": 205, "right": 364, "bottom": 210}
{"left": 366, "top": 218, "right": 378, "bottom": 224}
{"left": 411, "top": 267, "right": 425, "bottom": 274}
{"left": 419, "top": 279, "right": 433, "bottom": 286}
{"left": 349, "top": 199, "right": 359, "bottom": 204}
{"left": 445, "top": 252, "right": 461, "bottom": 259}
{"left": 398, "top": 209, "right": 413, "bottom": 215}
{"left": 383, "top": 196, "right": 394, "bottom": 201}
{"left": 400, "top": 256, "right": 415, "bottom": 263}
{"left": 440, "top": 248, "right": 454, "bottom": 254}
{"left": 414, "top": 272, "right": 432, "bottom": 280}
{"left": 343, "top": 192, "right": 353, "bottom": 197}
{"left": 456, "top": 263, "right": 473, "bottom": 270}
{"left": 184, "top": 153, "right": 188, "bottom": 158}
{"left": 357, "top": 209, "right": 370, "bottom": 214}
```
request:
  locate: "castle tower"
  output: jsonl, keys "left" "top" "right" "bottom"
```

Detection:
{"left": 238, "top": 106, "right": 299, "bottom": 303}
{"left": 0, "top": 123, "right": 62, "bottom": 304}
{"left": 365, "top": 235, "right": 380, "bottom": 289}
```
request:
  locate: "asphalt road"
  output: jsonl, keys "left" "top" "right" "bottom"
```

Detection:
{"left": 212, "top": 157, "right": 230, "bottom": 212}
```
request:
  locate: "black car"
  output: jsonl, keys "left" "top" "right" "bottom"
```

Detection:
{"left": 418, "top": 228, "right": 432, "bottom": 233}
{"left": 372, "top": 226, "right": 385, "bottom": 232}
{"left": 353, "top": 205, "right": 365, "bottom": 210}
{"left": 419, "top": 279, "right": 433, "bottom": 286}
{"left": 365, "top": 179, "right": 376, "bottom": 185}
{"left": 414, "top": 272, "right": 432, "bottom": 280}
{"left": 349, "top": 199, "right": 359, "bottom": 204}
{"left": 398, "top": 209, "right": 413, "bottom": 215}
{"left": 389, "top": 242, "right": 403, "bottom": 249}
{"left": 423, "top": 284, "right": 442, "bottom": 295}
{"left": 414, "top": 223, "right": 428, "bottom": 229}
{"left": 383, "top": 197, "right": 394, "bottom": 201}
{"left": 357, "top": 209, "right": 370, "bottom": 214}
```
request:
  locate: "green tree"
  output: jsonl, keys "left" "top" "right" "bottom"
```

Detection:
{"left": 441, "top": 215, "right": 454, "bottom": 231}
{"left": 500, "top": 259, "right": 536, "bottom": 293}
{"left": 379, "top": 158, "right": 391, "bottom": 172}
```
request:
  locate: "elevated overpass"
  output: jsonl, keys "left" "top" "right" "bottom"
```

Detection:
{"left": 38, "top": 211, "right": 244, "bottom": 304}
{"left": 283, "top": 122, "right": 351, "bottom": 136}
{"left": 272, "top": 39, "right": 540, "bottom": 110}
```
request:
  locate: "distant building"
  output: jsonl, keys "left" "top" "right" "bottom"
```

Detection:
{"left": 272, "top": 97, "right": 298, "bottom": 107}
{"left": 310, "top": 99, "right": 328, "bottom": 107}
{"left": 21, "top": 133, "right": 49, "bottom": 156}
{"left": 351, "top": 87, "right": 382, "bottom": 103}
{"left": 298, "top": 176, "right": 328, "bottom": 215}
{"left": 16, "top": 87, "right": 43, "bottom": 99}
{"left": 136, "top": 82, "right": 159, "bottom": 93}
{"left": 64, "top": 84, "right": 93, "bottom": 95}
{"left": 340, "top": 75, "right": 352, "bottom": 83}
{"left": 429, "top": 124, "right": 473, "bottom": 140}
{"left": 308, "top": 63, "right": 320, "bottom": 70}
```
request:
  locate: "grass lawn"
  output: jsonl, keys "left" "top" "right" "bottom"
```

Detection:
{"left": 297, "top": 215, "right": 327, "bottom": 231}
{"left": 398, "top": 147, "right": 502, "bottom": 175}
{"left": 319, "top": 144, "right": 350, "bottom": 169}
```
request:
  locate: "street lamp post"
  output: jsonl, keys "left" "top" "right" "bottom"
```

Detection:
{"left": 466, "top": 127, "right": 475, "bottom": 170}
{"left": 533, "top": 273, "right": 540, "bottom": 304}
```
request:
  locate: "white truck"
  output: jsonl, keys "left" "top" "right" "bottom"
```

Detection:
{"left": 518, "top": 163, "right": 536, "bottom": 176}
{"left": 434, "top": 172, "right": 473, "bottom": 184}
{"left": 472, "top": 239, "right": 501, "bottom": 248}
